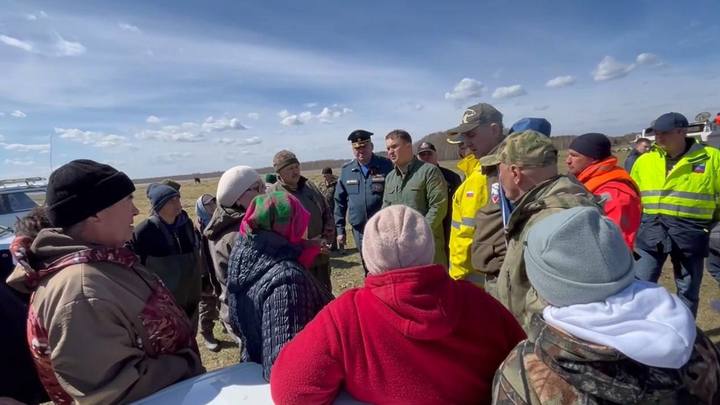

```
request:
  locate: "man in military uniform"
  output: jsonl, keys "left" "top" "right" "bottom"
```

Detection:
{"left": 318, "top": 167, "right": 339, "bottom": 251}
{"left": 334, "top": 130, "right": 393, "bottom": 270}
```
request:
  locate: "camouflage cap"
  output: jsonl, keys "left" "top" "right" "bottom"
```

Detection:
{"left": 160, "top": 178, "right": 181, "bottom": 191}
{"left": 479, "top": 130, "right": 557, "bottom": 168}
{"left": 446, "top": 103, "right": 503, "bottom": 137}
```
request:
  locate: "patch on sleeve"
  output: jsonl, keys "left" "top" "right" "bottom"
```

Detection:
{"left": 491, "top": 182, "right": 500, "bottom": 204}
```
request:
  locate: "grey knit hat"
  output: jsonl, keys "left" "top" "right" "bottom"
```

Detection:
{"left": 524, "top": 206, "right": 635, "bottom": 307}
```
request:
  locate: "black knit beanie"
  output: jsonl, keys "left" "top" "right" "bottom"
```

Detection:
{"left": 569, "top": 133, "right": 612, "bottom": 160}
{"left": 46, "top": 159, "right": 136, "bottom": 228}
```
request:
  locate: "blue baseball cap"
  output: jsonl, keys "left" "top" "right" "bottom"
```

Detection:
{"left": 650, "top": 112, "right": 689, "bottom": 133}
{"left": 509, "top": 117, "right": 552, "bottom": 137}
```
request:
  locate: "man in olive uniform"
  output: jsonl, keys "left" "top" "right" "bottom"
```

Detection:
{"left": 383, "top": 129, "right": 448, "bottom": 265}
{"left": 334, "top": 130, "right": 393, "bottom": 269}
{"left": 318, "top": 167, "right": 339, "bottom": 251}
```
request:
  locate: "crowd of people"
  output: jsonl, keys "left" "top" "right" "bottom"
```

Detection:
{"left": 2, "top": 102, "right": 720, "bottom": 404}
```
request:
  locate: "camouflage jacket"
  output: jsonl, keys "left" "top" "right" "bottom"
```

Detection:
{"left": 492, "top": 314, "right": 720, "bottom": 404}
{"left": 318, "top": 176, "right": 338, "bottom": 213}
{"left": 491, "top": 175, "right": 600, "bottom": 329}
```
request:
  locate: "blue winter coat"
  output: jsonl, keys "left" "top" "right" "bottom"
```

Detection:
{"left": 226, "top": 230, "right": 333, "bottom": 380}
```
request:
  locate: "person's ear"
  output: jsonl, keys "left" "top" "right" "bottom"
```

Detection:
{"left": 510, "top": 165, "right": 522, "bottom": 184}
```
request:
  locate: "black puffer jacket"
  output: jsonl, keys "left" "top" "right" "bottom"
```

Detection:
{"left": 227, "top": 230, "right": 333, "bottom": 380}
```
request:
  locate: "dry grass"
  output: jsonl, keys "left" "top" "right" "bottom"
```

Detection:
{"left": 133, "top": 162, "right": 720, "bottom": 372}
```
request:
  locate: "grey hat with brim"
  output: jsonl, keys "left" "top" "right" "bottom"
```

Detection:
{"left": 524, "top": 206, "right": 636, "bottom": 307}
{"left": 445, "top": 103, "right": 503, "bottom": 138}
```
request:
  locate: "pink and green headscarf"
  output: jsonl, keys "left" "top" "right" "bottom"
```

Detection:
{"left": 239, "top": 191, "right": 319, "bottom": 268}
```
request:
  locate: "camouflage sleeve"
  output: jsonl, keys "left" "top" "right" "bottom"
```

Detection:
{"left": 492, "top": 343, "right": 534, "bottom": 405}
{"left": 424, "top": 165, "right": 448, "bottom": 231}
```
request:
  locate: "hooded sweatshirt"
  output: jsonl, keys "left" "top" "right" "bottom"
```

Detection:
{"left": 270, "top": 264, "right": 526, "bottom": 405}
{"left": 6, "top": 229, "right": 204, "bottom": 404}
{"left": 492, "top": 310, "right": 720, "bottom": 404}
{"left": 204, "top": 205, "right": 245, "bottom": 330}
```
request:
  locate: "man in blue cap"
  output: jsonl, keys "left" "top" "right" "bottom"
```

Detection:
{"left": 631, "top": 112, "right": 720, "bottom": 316}
{"left": 471, "top": 117, "right": 551, "bottom": 291}
{"left": 334, "top": 129, "right": 393, "bottom": 272}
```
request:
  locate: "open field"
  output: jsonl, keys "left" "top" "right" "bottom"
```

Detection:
{"left": 133, "top": 161, "right": 720, "bottom": 371}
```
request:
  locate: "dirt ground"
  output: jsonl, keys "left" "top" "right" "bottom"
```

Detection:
{"left": 133, "top": 167, "right": 720, "bottom": 372}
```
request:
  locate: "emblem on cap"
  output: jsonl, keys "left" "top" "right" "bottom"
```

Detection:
{"left": 462, "top": 108, "right": 477, "bottom": 124}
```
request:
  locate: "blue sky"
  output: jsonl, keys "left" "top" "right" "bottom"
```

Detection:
{"left": 0, "top": 0, "right": 718, "bottom": 178}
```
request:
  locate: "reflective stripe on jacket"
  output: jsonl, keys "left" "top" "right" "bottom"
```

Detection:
{"left": 630, "top": 140, "right": 720, "bottom": 222}
{"left": 449, "top": 156, "right": 488, "bottom": 280}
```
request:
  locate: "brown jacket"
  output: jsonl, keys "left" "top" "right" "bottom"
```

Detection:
{"left": 270, "top": 177, "right": 335, "bottom": 242}
{"left": 204, "top": 205, "right": 244, "bottom": 330}
{"left": 7, "top": 229, "right": 204, "bottom": 404}
{"left": 471, "top": 171, "right": 505, "bottom": 290}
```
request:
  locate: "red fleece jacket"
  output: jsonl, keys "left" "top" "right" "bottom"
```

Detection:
{"left": 270, "top": 264, "right": 526, "bottom": 405}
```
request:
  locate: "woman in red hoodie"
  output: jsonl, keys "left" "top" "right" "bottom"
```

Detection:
{"left": 270, "top": 205, "right": 526, "bottom": 405}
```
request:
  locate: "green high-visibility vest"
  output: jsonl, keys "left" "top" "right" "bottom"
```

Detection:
{"left": 630, "top": 140, "right": 720, "bottom": 222}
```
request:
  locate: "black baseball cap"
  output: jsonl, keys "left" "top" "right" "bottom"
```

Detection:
{"left": 417, "top": 142, "right": 436, "bottom": 154}
{"left": 648, "top": 112, "right": 689, "bottom": 133}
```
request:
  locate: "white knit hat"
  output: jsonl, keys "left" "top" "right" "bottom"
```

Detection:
{"left": 216, "top": 166, "right": 261, "bottom": 207}
{"left": 362, "top": 205, "right": 435, "bottom": 275}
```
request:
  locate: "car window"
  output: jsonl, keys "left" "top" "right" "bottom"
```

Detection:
{"left": 0, "top": 192, "right": 38, "bottom": 214}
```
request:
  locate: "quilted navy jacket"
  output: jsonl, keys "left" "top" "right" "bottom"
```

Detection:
{"left": 227, "top": 230, "right": 333, "bottom": 380}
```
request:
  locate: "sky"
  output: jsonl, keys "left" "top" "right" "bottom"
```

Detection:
{"left": 0, "top": 0, "right": 719, "bottom": 178}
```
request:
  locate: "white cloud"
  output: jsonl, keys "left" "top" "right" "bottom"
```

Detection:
{"left": 10, "top": 110, "right": 27, "bottom": 118}
{"left": 282, "top": 105, "right": 353, "bottom": 125}
{"left": 298, "top": 111, "right": 313, "bottom": 123}
{"left": 146, "top": 115, "right": 162, "bottom": 124}
{"left": 216, "top": 136, "right": 262, "bottom": 146}
{"left": 55, "top": 128, "right": 130, "bottom": 148}
{"left": 592, "top": 56, "right": 635, "bottom": 81}
{"left": 492, "top": 84, "right": 527, "bottom": 99}
{"left": 26, "top": 14, "right": 38, "bottom": 21}
{"left": 159, "top": 152, "right": 193, "bottom": 164}
{"left": 0, "top": 134, "right": 4, "bottom": 141}
{"left": 1, "top": 143, "right": 50, "bottom": 153}
{"left": 202, "top": 116, "right": 247, "bottom": 132}
{"left": 277, "top": 109, "right": 290, "bottom": 118}
{"left": 534, "top": 105, "right": 550, "bottom": 111}
{"left": 4, "top": 159, "right": 35, "bottom": 166}
{"left": 0, "top": 35, "right": 33, "bottom": 52}
{"left": 281, "top": 115, "right": 303, "bottom": 126}
{"left": 304, "top": 102, "right": 318, "bottom": 108}
{"left": 55, "top": 36, "right": 86, "bottom": 57}
{"left": 247, "top": 112, "right": 260, "bottom": 120}
{"left": 238, "top": 136, "right": 262, "bottom": 145}
{"left": 444, "top": 78, "right": 484, "bottom": 102}
{"left": 636, "top": 52, "right": 662, "bottom": 66}
{"left": 135, "top": 123, "right": 205, "bottom": 142}
{"left": 545, "top": 75, "right": 576, "bottom": 88}
{"left": 119, "top": 23, "right": 141, "bottom": 33}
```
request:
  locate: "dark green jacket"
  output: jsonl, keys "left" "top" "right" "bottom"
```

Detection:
{"left": 382, "top": 157, "right": 448, "bottom": 265}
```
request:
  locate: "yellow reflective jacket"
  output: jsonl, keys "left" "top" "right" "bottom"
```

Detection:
{"left": 449, "top": 155, "right": 488, "bottom": 280}
{"left": 631, "top": 140, "right": 720, "bottom": 222}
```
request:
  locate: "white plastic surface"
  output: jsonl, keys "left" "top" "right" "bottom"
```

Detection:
{"left": 133, "top": 362, "right": 365, "bottom": 405}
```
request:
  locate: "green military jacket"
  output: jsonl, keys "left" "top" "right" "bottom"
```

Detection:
{"left": 491, "top": 175, "right": 599, "bottom": 329}
{"left": 492, "top": 314, "right": 720, "bottom": 404}
{"left": 382, "top": 157, "right": 448, "bottom": 265}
